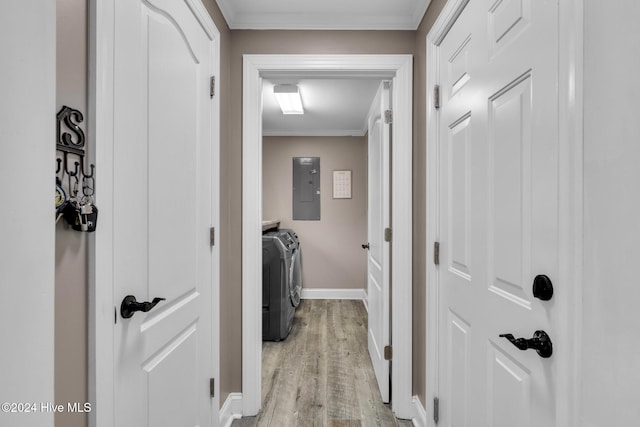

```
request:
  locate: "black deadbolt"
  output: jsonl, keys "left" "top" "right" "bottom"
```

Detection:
{"left": 533, "top": 274, "right": 553, "bottom": 301}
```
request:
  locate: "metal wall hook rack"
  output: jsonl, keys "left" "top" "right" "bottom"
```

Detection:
{"left": 56, "top": 105, "right": 98, "bottom": 232}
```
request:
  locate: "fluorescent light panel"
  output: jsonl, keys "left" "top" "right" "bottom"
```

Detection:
{"left": 273, "top": 84, "right": 304, "bottom": 115}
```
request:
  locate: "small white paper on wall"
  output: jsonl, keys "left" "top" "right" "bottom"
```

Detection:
{"left": 333, "top": 170, "right": 352, "bottom": 199}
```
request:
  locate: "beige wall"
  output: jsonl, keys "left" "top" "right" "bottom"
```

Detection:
{"left": 412, "top": 0, "right": 448, "bottom": 408}
{"left": 263, "top": 136, "right": 368, "bottom": 291}
{"left": 55, "top": 1, "right": 88, "bottom": 426}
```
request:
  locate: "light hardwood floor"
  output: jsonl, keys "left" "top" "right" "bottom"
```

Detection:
{"left": 231, "top": 299, "right": 413, "bottom": 427}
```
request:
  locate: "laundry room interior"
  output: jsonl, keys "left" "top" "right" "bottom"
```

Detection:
{"left": 260, "top": 78, "right": 383, "bottom": 357}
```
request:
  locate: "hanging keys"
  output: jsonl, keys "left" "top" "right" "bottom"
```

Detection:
{"left": 62, "top": 199, "right": 80, "bottom": 231}
{"left": 79, "top": 202, "right": 92, "bottom": 231}
{"left": 61, "top": 196, "right": 98, "bottom": 232}
{"left": 78, "top": 196, "right": 98, "bottom": 232}
{"left": 83, "top": 201, "right": 98, "bottom": 232}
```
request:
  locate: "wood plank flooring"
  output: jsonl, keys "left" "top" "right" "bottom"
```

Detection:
{"left": 231, "top": 299, "right": 412, "bottom": 427}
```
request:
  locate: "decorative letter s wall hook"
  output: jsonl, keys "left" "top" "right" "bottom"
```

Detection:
{"left": 57, "top": 106, "right": 86, "bottom": 154}
{"left": 55, "top": 105, "right": 98, "bottom": 232}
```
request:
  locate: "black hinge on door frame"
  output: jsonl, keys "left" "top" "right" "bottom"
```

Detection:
{"left": 210, "top": 227, "right": 215, "bottom": 247}
{"left": 434, "top": 241, "right": 440, "bottom": 265}
{"left": 384, "top": 227, "right": 392, "bottom": 242}
{"left": 433, "top": 397, "right": 440, "bottom": 424}
{"left": 210, "top": 378, "right": 215, "bottom": 398}
{"left": 384, "top": 345, "right": 392, "bottom": 360}
{"left": 210, "top": 76, "right": 215, "bottom": 98}
{"left": 434, "top": 85, "right": 440, "bottom": 110}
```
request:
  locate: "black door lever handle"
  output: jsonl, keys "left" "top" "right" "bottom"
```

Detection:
{"left": 120, "top": 295, "right": 166, "bottom": 319}
{"left": 362, "top": 243, "right": 370, "bottom": 250}
{"left": 499, "top": 330, "right": 553, "bottom": 358}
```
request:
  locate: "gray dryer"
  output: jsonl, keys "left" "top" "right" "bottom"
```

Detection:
{"left": 262, "top": 230, "right": 299, "bottom": 341}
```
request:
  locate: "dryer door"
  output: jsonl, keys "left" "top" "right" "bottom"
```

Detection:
{"left": 289, "top": 248, "right": 301, "bottom": 307}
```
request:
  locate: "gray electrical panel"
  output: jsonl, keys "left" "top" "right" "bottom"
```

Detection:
{"left": 292, "top": 157, "right": 320, "bottom": 220}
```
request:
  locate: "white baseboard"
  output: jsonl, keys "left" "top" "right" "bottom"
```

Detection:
{"left": 300, "top": 288, "right": 367, "bottom": 301}
{"left": 220, "top": 393, "right": 243, "bottom": 427}
{"left": 412, "top": 395, "right": 427, "bottom": 427}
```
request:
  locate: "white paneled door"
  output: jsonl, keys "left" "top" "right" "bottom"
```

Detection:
{"left": 366, "top": 82, "right": 391, "bottom": 403}
{"left": 112, "top": 0, "right": 217, "bottom": 426}
{"left": 436, "top": 0, "right": 559, "bottom": 425}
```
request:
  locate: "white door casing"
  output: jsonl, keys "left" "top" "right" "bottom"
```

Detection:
{"left": 426, "top": 0, "right": 573, "bottom": 425}
{"left": 366, "top": 82, "right": 392, "bottom": 403}
{"left": 242, "top": 55, "right": 414, "bottom": 418}
{"left": 91, "top": 0, "right": 221, "bottom": 426}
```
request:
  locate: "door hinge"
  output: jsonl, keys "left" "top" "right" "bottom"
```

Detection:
{"left": 384, "top": 109, "right": 393, "bottom": 124}
{"left": 210, "top": 76, "right": 215, "bottom": 98}
{"left": 210, "top": 227, "right": 215, "bottom": 246}
{"left": 434, "top": 85, "right": 440, "bottom": 110}
{"left": 434, "top": 241, "right": 440, "bottom": 265}
{"left": 433, "top": 397, "right": 440, "bottom": 424}
{"left": 384, "top": 345, "right": 392, "bottom": 360}
{"left": 210, "top": 378, "right": 215, "bottom": 398}
{"left": 384, "top": 227, "right": 392, "bottom": 242}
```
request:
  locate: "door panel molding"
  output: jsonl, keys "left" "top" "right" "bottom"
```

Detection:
{"left": 425, "top": 0, "right": 583, "bottom": 426}
{"left": 242, "top": 54, "right": 414, "bottom": 418}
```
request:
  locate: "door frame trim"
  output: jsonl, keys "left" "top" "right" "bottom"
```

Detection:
{"left": 425, "top": 0, "right": 584, "bottom": 426}
{"left": 242, "top": 54, "right": 414, "bottom": 418}
{"left": 89, "top": 1, "right": 222, "bottom": 425}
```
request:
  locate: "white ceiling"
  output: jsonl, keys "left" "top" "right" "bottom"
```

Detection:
{"left": 224, "top": 1, "right": 431, "bottom": 136}
{"left": 216, "top": 0, "right": 431, "bottom": 30}
{"left": 262, "top": 78, "right": 382, "bottom": 137}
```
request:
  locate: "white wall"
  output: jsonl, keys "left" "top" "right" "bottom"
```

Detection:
{"left": 581, "top": 1, "right": 640, "bottom": 425}
{"left": 263, "top": 136, "right": 368, "bottom": 291}
{"left": 0, "top": 2, "right": 56, "bottom": 427}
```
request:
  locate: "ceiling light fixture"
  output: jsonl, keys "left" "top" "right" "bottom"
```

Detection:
{"left": 273, "top": 84, "right": 304, "bottom": 115}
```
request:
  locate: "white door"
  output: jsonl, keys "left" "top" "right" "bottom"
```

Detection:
{"left": 366, "top": 81, "right": 391, "bottom": 403}
{"left": 436, "top": 0, "right": 559, "bottom": 425}
{"left": 112, "top": 0, "right": 217, "bottom": 425}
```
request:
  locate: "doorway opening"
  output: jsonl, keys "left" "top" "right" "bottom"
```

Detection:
{"left": 259, "top": 76, "right": 386, "bottom": 424}
{"left": 242, "top": 54, "right": 414, "bottom": 419}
